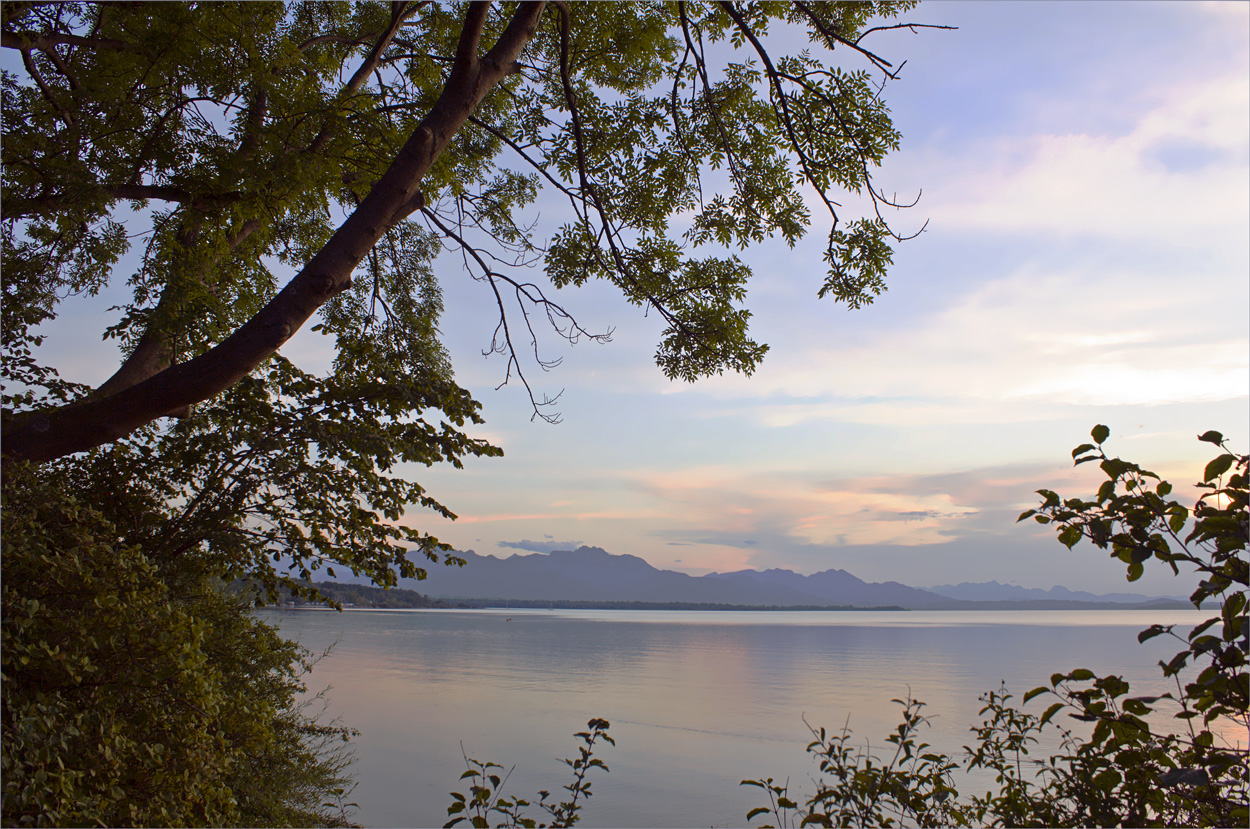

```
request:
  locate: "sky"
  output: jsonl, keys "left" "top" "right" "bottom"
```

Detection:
{"left": 30, "top": 1, "right": 1250, "bottom": 596}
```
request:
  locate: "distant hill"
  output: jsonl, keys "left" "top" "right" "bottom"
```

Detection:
{"left": 925, "top": 580, "right": 1186, "bottom": 604}
{"left": 366, "top": 546, "right": 1186, "bottom": 610}
{"left": 703, "top": 566, "right": 945, "bottom": 607}
{"left": 395, "top": 546, "right": 874, "bottom": 606}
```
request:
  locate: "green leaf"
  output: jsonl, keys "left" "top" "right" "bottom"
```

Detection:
{"left": 1023, "top": 686, "right": 1049, "bottom": 704}
{"left": 1197, "top": 430, "right": 1224, "bottom": 445}
{"left": 1091, "top": 424, "right": 1110, "bottom": 445}
{"left": 1039, "top": 702, "right": 1064, "bottom": 726}
{"left": 1068, "top": 668, "right": 1095, "bottom": 681}
{"left": 1071, "top": 443, "right": 1097, "bottom": 459}
{"left": 1203, "top": 453, "right": 1234, "bottom": 482}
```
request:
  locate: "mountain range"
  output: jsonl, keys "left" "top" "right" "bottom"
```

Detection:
{"left": 924, "top": 580, "right": 1182, "bottom": 604}
{"left": 377, "top": 546, "right": 1186, "bottom": 610}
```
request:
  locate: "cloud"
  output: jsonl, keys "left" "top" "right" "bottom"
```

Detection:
{"left": 497, "top": 538, "right": 584, "bottom": 554}
{"left": 628, "top": 462, "right": 1053, "bottom": 552}
{"left": 451, "top": 509, "right": 650, "bottom": 524}
{"left": 667, "top": 256, "right": 1248, "bottom": 429}
{"left": 916, "top": 69, "right": 1249, "bottom": 240}
{"left": 1198, "top": 1, "right": 1250, "bottom": 21}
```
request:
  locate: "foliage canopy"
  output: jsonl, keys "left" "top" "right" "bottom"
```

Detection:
{"left": 2, "top": 0, "right": 927, "bottom": 455}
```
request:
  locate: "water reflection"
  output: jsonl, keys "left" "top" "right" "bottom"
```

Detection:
{"left": 264, "top": 608, "right": 1221, "bottom": 828}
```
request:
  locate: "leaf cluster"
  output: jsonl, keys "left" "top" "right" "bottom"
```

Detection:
{"left": 444, "top": 719, "right": 614, "bottom": 829}
{"left": 145, "top": 352, "right": 502, "bottom": 603}
{"left": 744, "top": 694, "right": 961, "bottom": 828}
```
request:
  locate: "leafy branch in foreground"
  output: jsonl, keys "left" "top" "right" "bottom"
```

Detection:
{"left": 445, "top": 718, "right": 614, "bottom": 829}
{"left": 3, "top": 1, "right": 939, "bottom": 463}
{"left": 744, "top": 427, "right": 1248, "bottom": 827}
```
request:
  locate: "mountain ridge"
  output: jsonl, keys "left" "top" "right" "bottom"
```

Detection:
{"left": 925, "top": 579, "right": 1186, "bottom": 604}
{"left": 370, "top": 546, "right": 1185, "bottom": 610}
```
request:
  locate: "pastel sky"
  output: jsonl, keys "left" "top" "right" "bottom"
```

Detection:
{"left": 31, "top": 1, "right": 1249, "bottom": 595}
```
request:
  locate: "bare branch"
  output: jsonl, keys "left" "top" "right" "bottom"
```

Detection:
{"left": 467, "top": 115, "right": 584, "bottom": 209}
{"left": 421, "top": 200, "right": 609, "bottom": 424}
{"left": 856, "top": 22, "right": 959, "bottom": 42}
{"left": 791, "top": 4, "right": 957, "bottom": 80}
{"left": 791, "top": 0, "right": 896, "bottom": 78}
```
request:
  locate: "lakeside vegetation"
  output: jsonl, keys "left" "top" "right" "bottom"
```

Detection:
{"left": 5, "top": 2, "right": 924, "bottom": 820}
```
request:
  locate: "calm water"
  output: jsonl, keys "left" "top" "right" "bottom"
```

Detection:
{"left": 261, "top": 607, "right": 1218, "bottom": 828}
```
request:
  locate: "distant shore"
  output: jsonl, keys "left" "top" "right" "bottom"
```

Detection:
{"left": 274, "top": 581, "right": 1193, "bottom": 613}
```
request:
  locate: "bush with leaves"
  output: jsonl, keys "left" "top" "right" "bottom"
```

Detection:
{"left": 1, "top": 459, "right": 358, "bottom": 828}
{"left": 744, "top": 426, "right": 1247, "bottom": 828}
{"left": 445, "top": 718, "right": 614, "bottom": 829}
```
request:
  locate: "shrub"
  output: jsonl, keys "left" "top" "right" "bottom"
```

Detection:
{"left": 1, "top": 459, "right": 358, "bottom": 827}
{"left": 744, "top": 427, "right": 1248, "bottom": 828}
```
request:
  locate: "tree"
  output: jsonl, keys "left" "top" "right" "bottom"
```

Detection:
{"left": 743, "top": 427, "right": 1248, "bottom": 827}
{"left": 2, "top": 3, "right": 941, "bottom": 822}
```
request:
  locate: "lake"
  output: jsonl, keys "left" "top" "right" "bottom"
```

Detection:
{"left": 260, "top": 607, "right": 1215, "bottom": 828}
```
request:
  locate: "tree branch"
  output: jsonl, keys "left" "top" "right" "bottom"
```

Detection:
{"left": 422, "top": 201, "right": 608, "bottom": 423}
{"left": 305, "top": 1, "right": 426, "bottom": 155}
{"left": 0, "top": 29, "right": 132, "bottom": 53}
{"left": 717, "top": 1, "right": 839, "bottom": 221}
{"left": 4, "top": 1, "right": 550, "bottom": 463}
